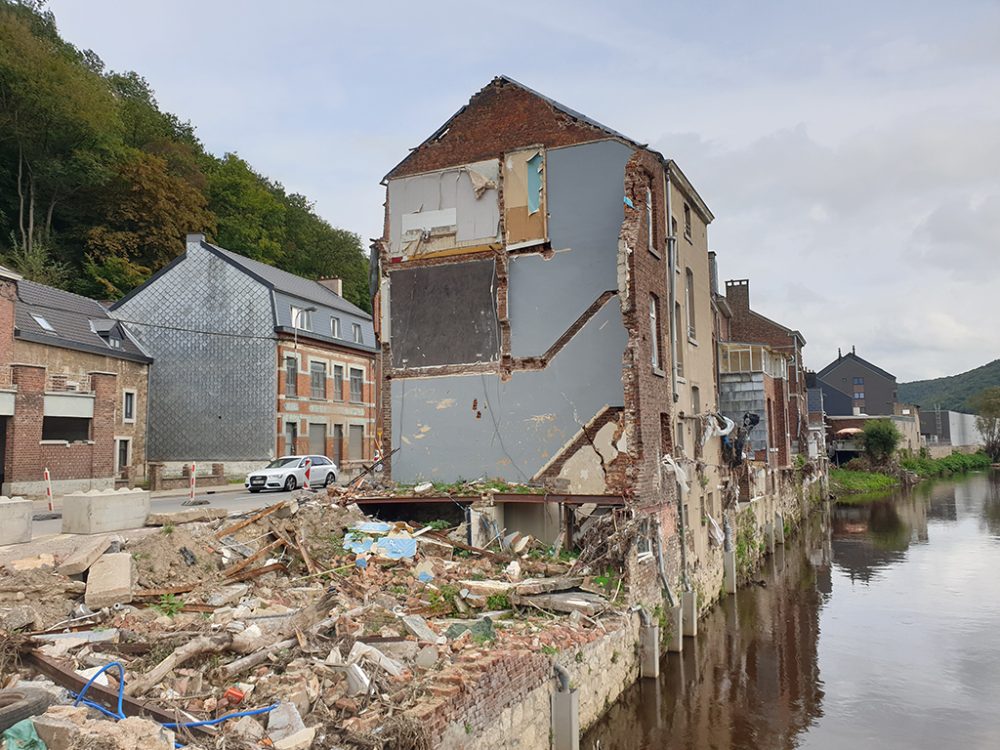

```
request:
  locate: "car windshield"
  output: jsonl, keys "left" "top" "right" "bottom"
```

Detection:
{"left": 264, "top": 457, "right": 300, "bottom": 469}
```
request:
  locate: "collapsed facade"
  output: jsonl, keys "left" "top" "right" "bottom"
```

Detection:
{"left": 372, "top": 77, "right": 825, "bottom": 618}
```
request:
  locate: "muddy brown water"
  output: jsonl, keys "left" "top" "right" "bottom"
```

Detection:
{"left": 583, "top": 472, "right": 1000, "bottom": 750}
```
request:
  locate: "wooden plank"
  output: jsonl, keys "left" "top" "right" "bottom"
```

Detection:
{"left": 133, "top": 584, "right": 197, "bottom": 599}
{"left": 295, "top": 532, "right": 318, "bottom": 575}
{"left": 213, "top": 501, "right": 285, "bottom": 539}
{"left": 227, "top": 562, "right": 286, "bottom": 583}
{"left": 223, "top": 538, "right": 283, "bottom": 578}
{"left": 23, "top": 651, "right": 214, "bottom": 737}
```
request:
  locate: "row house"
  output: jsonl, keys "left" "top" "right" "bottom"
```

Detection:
{"left": 0, "top": 265, "right": 151, "bottom": 495}
{"left": 373, "top": 76, "right": 729, "bottom": 607}
{"left": 112, "top": 235, "right": 377, "bottom": 478}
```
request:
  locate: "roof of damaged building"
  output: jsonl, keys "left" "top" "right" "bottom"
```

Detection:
{"left": 383, "top": 75, "right": 714, "bottom": 220}
{"left": 14, "top": 279, "right": 152, "bottom": 363}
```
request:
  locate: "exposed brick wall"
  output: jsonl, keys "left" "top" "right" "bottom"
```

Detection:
{"left": 386, "top": 78, "right": 618, "bottom": 181}
{"left": 0, "top": 278, "right": 15, "bottom": 366}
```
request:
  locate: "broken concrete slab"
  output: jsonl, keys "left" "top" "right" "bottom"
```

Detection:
{"left": 229, "top": 715, "right": 265, "bottom": 743}
{"left": 0, "top": 496, "right": 32, "bottom": 545}
{"left": 514, "top": 576, "right": 584, "bottom": 596}
{"left": 10, "top": 553, "right": 55, "bottom": 571}
{"left": 62, "top": 488, "right": 151, "bottom": 534}
{"left": 0, "top": 605, "right": 38, "bottom": 631}
{"left": 57, "top": 534, "right": 118, "bottom": 576}
{"left": 84, "top": 553, "right": 134, "bottom": 608}
{"left": 273, "top": 726, "right": 317, "bottom": 750}
{"left": 414, "top": 645, "right": 439, "bottom": 669}
{"left": 401, "top": 614, "right": 439, "bottom": 642}
{"left": 146, "top": 508, "right": 227, "bottom": 526}
{"left": 510, "top": 591, "right": 607, "bottom": 616}
{"left": 267, "top": 701, "right": 306, "bottom": 742}
{"left": 206, "top": 583, "right": 250, "bottom": 608}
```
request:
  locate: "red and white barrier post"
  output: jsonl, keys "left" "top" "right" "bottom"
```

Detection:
{"left": 303, "top": 458, "right": 311, "bottom": 491}
{"left": 44, "top": 467, "right": 53, "bottom": 512}
{"left": 188, "top": 462, "right": 196, "bottom": 504}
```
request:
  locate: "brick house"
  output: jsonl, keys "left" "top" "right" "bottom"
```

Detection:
{"left": 0, "top": 265, "right": 152, "bottom": 496}
{"left": 372, "top": 76, "right": 728, "bottom": 604}
{"left": 111, "top": 235, "right": 377, "bottom": 479}
{"left": 722, "top": 278, "right": 808, "bottom": 465}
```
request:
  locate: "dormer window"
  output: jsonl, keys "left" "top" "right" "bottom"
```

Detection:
{"left": 32, "top": 314, "right": 56, "bottom": 334}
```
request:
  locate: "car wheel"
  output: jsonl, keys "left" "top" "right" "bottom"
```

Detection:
{"left": 324, "top": 471, "right": 335, "bottom": 487}
{"left": 248, "top": 488, "right": 261, "bottom": 494}
{"left": 284, "top": 475, "right": 297, "bottom": 492}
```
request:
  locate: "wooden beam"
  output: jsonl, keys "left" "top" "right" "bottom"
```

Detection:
{"left": 213, "top": 501, "right": 285, "bottom": 539}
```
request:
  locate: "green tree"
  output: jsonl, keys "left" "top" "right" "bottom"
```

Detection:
{"left": 83, "top": 149, "right": 215, "bottom": 296}
{"left": 1, "top": 230, "right": 69, "bottom": 286}
{"left": 863, "top": 419, "right": 902, "bottom": 465}
{"left": 971, "top": 387, "right": 1000, "bottom": 462}
{"left": 207, "top": 154, "right": 287, "bottom": 265}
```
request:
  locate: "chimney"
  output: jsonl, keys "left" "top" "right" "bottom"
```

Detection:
{"left": 318, "top": 277, "right": 343, "bottom": 296}
{"left": 838, "top": 347, "right": 842, "bottom": 359}
{"left": 708, "top": 251, "right": 719, "bottom": 296}
{"left": 852, "top": 345, "right": 856, "bottom": 355}
{"left": 724, "top": 279, "right": 750, "bottom": 310}
{"left": 186, "top": 232, "right": 205, "bottom": 245}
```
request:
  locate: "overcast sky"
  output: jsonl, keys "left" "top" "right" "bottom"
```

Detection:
{"left": 47, "top": 0, "right": 1000, "bottom": 381}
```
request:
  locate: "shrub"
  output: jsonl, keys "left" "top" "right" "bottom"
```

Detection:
{"left": 862, "top": 420, "right": 902, "bottom": 465}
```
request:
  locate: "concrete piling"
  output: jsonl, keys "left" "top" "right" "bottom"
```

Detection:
{"left": 551, "top": 688, "right": 580, "bottom": 750}
{"left": 682, "top": 590, "right": 698, "bottom": 637}
{"left": 724, "top": 549, "right": 737, "bottom": 594}
{"left": 666, "top": 605, "right": 683, "bottom": 653}
{"left": 639, "top": 624, "right": 660, "bottom": 679}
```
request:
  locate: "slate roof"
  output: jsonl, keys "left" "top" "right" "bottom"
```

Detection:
{"left": 15, "top": 279, "right": 151, "bottom": 363}
{"left": 202, "top": 241, "right": 372, "bottom": 320}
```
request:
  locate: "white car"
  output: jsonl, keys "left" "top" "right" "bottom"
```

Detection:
{"left": 245, "top": 455, "right": 337, "bottom": 493}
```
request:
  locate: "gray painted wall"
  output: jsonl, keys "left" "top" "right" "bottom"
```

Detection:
{"left": 113, "top": 242, "right": 277, "bottom": 461}
{"left": 508, "top": 140, "right": 634, "bottom": 357}
{"left": 391, "top": 297, "right": 626, "bottom": 482}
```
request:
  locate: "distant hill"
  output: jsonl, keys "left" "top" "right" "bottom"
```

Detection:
{"left": 898, "top": 359, "right": 1000, "bottom": 412}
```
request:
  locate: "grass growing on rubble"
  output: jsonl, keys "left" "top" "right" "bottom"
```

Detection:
{"left": 485, "top": 593, "right": 511, "bottom": 610}
{"left": 152, "top": 593, "right": 183, "bottom": 617}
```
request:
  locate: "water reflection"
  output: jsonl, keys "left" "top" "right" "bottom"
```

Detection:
{"left": 584, "top": 472, "right": 1000, "bottom": 750}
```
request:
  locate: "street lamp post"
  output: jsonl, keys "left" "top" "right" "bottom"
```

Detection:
{"left": 293, "top": 306, "right": 317, "bottom": 349}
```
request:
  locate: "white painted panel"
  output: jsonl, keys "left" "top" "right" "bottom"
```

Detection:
{"left": 44, "top": 393, "right": 95, "bottom": 418}
{"left": 401, "top": 207, "right": 457, "bottom": 237}
{"left": 0, "top": 391, "right": 14, "bottom": 416}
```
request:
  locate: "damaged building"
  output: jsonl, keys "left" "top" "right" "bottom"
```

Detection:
{"left": 372, "top": 76, "right": 741, "bottom": 608}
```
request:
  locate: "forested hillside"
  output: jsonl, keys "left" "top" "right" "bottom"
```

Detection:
{"left": 899, "top": 359, "right": 1000, "bottom": 412}
{"left": 0, "top": 1, "right": 370, "bottom": 311}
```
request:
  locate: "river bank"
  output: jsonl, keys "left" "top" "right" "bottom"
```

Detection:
{"left": 583, "top": 472, "right": 1000, "bottom": 749}
{"left": 829, "top": 451, "right": 991, "bottom": 498}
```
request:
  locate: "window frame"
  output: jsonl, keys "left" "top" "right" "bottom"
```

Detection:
{"left": 683, "top": 203, "right": 692, "bottom": 240}
{"left": 285, "top": 356, "right": 298, "bottom": 398}
{"left": 122, "top": 389, "right": 137, "bottom": 424}
{"left": 290, "top": 305, "right": 312, "bottom": 331}
{"left": 331, "top": 316, "right": 341, "bottom": 339}
{"left": 352, "top": 322, "right": 362, "bottom": 344}
{"left": 349, "top": 367, "right": 364, "bottom": 403}
{"left": 649, "top": 293, "right": 662, "bottom": 374}
{"left": 309, "top": 361, "right": 327, "bottom": 400}
{"left": 685, "top": 267, "right": 697, "bottom": 340}
{"left": 333, "top": 364, "right": 344, "bottom": 401}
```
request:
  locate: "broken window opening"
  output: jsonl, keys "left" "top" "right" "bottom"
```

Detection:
{"left": 649, "top": 293, "right": 662, "bottom": 372}
{"left": 646, "top": 183, "right": 654, "bottom": 253}
{"left": 527, "top": 152, "right": 543, "bottom": 214}
{"left": 42, "top": 416, "right": 90, "bottom": 442}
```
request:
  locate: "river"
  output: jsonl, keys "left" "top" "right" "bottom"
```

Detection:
{"left": 583, "top": 472, "right": 1000, "bottom": 749}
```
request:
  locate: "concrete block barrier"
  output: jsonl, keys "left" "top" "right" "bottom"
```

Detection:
{"left": 0, "top": 496, "right": 32, "bottom": 545}
{"left": 62, "top": 488, "right": 151, "bottom": 534}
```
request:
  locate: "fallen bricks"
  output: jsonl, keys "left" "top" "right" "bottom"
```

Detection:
{"left": 0, "top": 485, "right": 626, "bottom": 749}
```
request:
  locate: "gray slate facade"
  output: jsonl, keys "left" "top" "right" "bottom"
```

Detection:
{"left": 112, "top": 235, "right": 374, "bottom": 463}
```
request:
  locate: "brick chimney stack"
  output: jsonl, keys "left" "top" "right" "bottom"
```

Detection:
{"left": 725, "top": 279, "right": 750, "bottom": 310}
{"left": 318, "top": 277, "right": 343, "bottom": 296}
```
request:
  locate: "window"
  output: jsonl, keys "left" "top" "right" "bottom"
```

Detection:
{"left": 674, "top": 302, "right": 684, "bottom": 377}
{"left": 284, "top": 421, "right": 298, "bottom": 453}
{"left": 352, "top": 323, "right": 362, "bottom": 344}
{"left": 676, "top": 420, "right": 685, "bottom": 454}
{"left": 854, "top": 391, "right": 865, "bottom": 400}
{"left": 649, "top": 294, "right": 662, "bottom": 372}
{"left": 683, "top": 203, "right": 692, "bottom": 239}
{"left": 31, "top": 314, "right": 56, "bottom": 334}
{"left": 646, "top": 184, "right": 654, "bottom": 253}
{"left": 636, "top": 518, "right": 652, "bottom": 557}
{"left": 122, "top": 390, "right": 136, "bottom": 423}
{"left": 685, "top": 268, "right": 696, "bottom": 339}
{"left": 332, "top": 424, "right": 344, "bottom": 463}
{"left": 310, "top": 362, "right": 326, "bottom": 399}
{"left": 116, "top": 438, "right": 131, "bottom": 478}
{"left": 671, "top": 217, "right": 678, "bottom": 240}
{"left": 291, "top": 305, "right": 312, "bottom": 331}
{"left": 331, "top": 317, "right": 341, "bottom": 338}
{"left": 853, "top": 376, "right": 864, "bottom": 385}
{"left": 349, "top": 367, "right": 364, "bottom": 402}
{"left": 42, "top": 417, "right": 90, "bottom": 442}
{"left": 349, "top": 424, "right": 364, "bottom": 461}
{"left": 333, "top": 365, "right": 344, "bottom": 401}
{"left": 692, "top": 386, "right": 701, "bottom": 416}
{"left": 285, "top": 356, "right": 298, "bottom": 397}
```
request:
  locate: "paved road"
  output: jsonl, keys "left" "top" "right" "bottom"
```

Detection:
{"left": 31, "top": 487, "right": 299, "bottom": 539}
